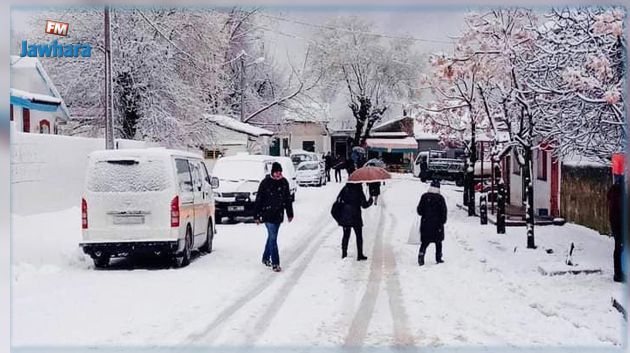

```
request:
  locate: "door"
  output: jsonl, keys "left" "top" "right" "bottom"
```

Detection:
{"left": 270, "top": 138, "right": 280, "bottom": 156}
{"left": 550, "top": 156, "right": 560, "bottom": 217}
{"left": 190, "top": 160, "right": 207, "bottom": 244}
{"left": 175, "top": 158, "right": 195, "bottom": 238}
{"left": 22, "top": 108, "right": 30, "bottom": 132}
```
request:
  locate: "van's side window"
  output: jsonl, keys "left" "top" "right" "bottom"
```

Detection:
{"left": 191, "top": 161, "right": 203, "bottom": 191}
{"left": 200, "top": 162, "right": 211, "bottom": 188}
{"left": 176, "top": 158, "right": 193, "bottom": 192}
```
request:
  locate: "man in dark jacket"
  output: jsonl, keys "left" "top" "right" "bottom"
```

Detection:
{"left": 608, "top": 181, "right": 625, "bottom": 282}
{"left": 334, "top": 183, "right": 373, "bottom": 260}
{"left": 254, "top": 162, "right": 294, "bottom": 272}
{"left": 333, "top": 155, "right": 345, "bottom": 183}
{"left": 324, "top": 152, "right": 332, "bottom": 182}
{"left": 417, "top": 179, "right": 448, "bottom": 266}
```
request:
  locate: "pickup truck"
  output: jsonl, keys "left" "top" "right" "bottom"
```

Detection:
{"left": 413, "top": 150, "right": 465, "bottom": 186}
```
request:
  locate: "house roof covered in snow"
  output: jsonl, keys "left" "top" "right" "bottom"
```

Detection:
{"left": 10, "top": 56, "right": 70, "bottom": 120}
{"left": 203, "top": 114, "right": 274, "bottom": 137}
{"left": 283, "top": 102, "right": 331, "bottom": 123}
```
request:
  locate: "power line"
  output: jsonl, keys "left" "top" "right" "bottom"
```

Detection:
{"left": 258, "top": 12, "right": 454, "bottom": 44}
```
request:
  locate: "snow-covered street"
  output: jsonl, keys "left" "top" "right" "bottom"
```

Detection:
{"left": 11, "top": 175, "right": 626, "bottom": 349}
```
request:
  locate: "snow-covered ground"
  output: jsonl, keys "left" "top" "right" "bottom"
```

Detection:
{"left": 11, "top": 175, "right": 627, "bottom": 350}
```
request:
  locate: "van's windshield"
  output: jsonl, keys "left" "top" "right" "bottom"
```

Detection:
{"left": 87, "top": 159, "right": 170, "bottom": 192}
{"left": 213, "top": 160, "right": 266, "bottom": 182}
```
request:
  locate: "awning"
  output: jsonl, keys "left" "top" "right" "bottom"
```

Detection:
{"left": 365, "top": 137, "right": 418, "bottom": 153}
{"left": 10, "top": 88, "right": 62, "bottom": 113}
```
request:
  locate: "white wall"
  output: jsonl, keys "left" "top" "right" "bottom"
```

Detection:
{"left": 508, "top": 150, "right": 553, "bottom": 214}
{"left": 11, "top": 127, "right": 150, "bottom": 215}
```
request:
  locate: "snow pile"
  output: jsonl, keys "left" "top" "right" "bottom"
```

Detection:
{"left": 204, "top": 114, "right": 273, "bottom": 137}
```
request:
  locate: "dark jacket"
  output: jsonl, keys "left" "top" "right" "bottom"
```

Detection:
{"left": 335, "top": 184, "right": 372, "bottom": 227}
{"left": 254, "top": 175, "right": 294, "bottom": 224}
{"left": 608, "top": 183, "right": 623, "bottom": 239}
{"left": 417, "top": 190, "right": 447, "bottom": 243}
{"left": 368, "top": 182, "right": 381, "bottom": 197}
{"left": 324, "top": 155, "right": 332, "bottom": 170}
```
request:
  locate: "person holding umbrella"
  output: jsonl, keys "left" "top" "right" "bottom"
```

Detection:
{"left": 331, "top": 165, "right": 391, "bottom": 260}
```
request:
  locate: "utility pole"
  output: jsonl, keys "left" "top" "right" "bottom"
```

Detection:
{"left": 239, "top": 54, "right": 245, "bottom": 122}
{"left": 104, "top": 5, "right": 115, "bottom": 149}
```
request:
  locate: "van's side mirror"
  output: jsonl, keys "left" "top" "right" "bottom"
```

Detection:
{"left": 210, "top": 177, "right": 220, "bottom": 189}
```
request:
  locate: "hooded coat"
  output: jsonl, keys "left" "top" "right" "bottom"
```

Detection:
{"left": 334, "top": 184, "right": 373, "bottom": 227}
{"left": 417, "top": 187, "right": 448, "bottom": 243}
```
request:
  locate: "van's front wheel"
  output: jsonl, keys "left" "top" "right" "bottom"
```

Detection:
{"left": 201, "top": 219, "right": 214, "bottom": 253}
{"left": 174, "top": 229, "right": 192, "bottom": 268}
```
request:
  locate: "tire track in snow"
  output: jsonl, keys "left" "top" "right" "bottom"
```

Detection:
{"left": 184, "top": 193, "right": 339, "bottom": 344}
{"left": 241, "top": 222, "right": 339, "bottom": 345}
{"left": 343, "top": 197, "right": 386, "bottom": 346}
{"left": 383, "top": 204, "right": 417, "bottom": 347}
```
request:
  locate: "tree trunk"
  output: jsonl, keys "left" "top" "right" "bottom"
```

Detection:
{"left": 524, "top": 146, "right": 536, "bottom": 248}
{"left": 495, "top": 164, "right": 506, "bottom": 234}
{"left": 468, "top": 129, "right": 477, "bottom": 217}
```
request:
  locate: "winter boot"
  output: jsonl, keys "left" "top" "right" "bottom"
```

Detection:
{"left": 262, "top": 259, "right": 272, "bottom": 267}
{"left": 436, "top": 254, "right": 444, "bottom": 264}
{"left": 418, "top": 253, "right": 425, "bottom": 267}
{"left": 272, "top": 265, "right": 282, "bottom": 272}
{"left": 357, "top": 254, "right": 368, "bottom": 261}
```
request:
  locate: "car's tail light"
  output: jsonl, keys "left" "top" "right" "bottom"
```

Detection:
{"left": 82, "top": 198, "right": 88, "bottom": 229}
{"left": 171, "top": 196, "right": 180, "bottom": 227}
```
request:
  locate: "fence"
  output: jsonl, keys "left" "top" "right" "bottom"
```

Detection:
{"left": 560, "top": 164, "right": 612, "bottom": 235}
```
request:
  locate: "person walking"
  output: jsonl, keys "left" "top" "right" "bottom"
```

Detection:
{"left": 368, "top": 182, "right": 381, "bottom": 206}
{"left": 417, "top": 179, "right": 448, "bottom": 266}
{"left": 324, "top": 152, "right": 332, "bottom": 182}
{"left": 254, "top": 162, "right": 294, "bottom": 273}
{"left": 333, "top": 155, "right": 345, "bottom": 182}
{"left": 332, "top": 183, "right": 373, "bottom": 260}
{"left": 608, "top": 180, "right": 625, "bottom": 282}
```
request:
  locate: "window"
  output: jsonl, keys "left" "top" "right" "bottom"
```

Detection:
{"left": 175, "top": 158, "right": 193, "bottom": 192}
{"left": 302, "top": 141, "right": 315, "bottom": 152}
{"left": 201, "top": 162, "right": 212, "bottom": 188}
{"left": 537, "top": 149, "right": 548, "bottom": 181}
{"left": 203, "top": 149, "right": 221, "bottom": 159}
{"left": 87, "top": 160, "right": 169, "bottom": 192}
{"left": 513, "top": 152, "right": 521, "bottom": 175}
{"left": 39, "top": 120, "right": 50, "bottom": 134}
{"left": 191, "top": 161, "right": 203, "bottom": 191}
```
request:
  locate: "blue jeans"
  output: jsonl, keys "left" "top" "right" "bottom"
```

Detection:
{"left": 263, "top": 223, "right": 281, "bottom": 266}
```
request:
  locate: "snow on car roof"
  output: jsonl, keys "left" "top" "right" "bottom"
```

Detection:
{"left": 219, "top": 154, "right": 276, "bottom": 162}
{"left": 89, "top": 148, "right": 202, "bottom": 160}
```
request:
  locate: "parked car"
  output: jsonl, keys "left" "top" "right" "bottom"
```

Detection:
{"left": 290, "top": 150, "right": 325, "bottom": 182}
{"left": 413, "top": 150, "right": 465, "bottom": 186}
{"left": 296, "top": 161, "right": 327, "bottom": 187}
{"left": 211, "top": 154, "right": 296, "bottom": 223}
{"left": 80, "top": 148, "right": 218, "bottom": 269}
{"left": 273, "top": 156, "right": 298, "bottom": 200}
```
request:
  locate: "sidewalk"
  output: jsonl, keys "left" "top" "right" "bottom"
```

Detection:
{"left": 456, "top": 202, "right": 561, "bottom": 227}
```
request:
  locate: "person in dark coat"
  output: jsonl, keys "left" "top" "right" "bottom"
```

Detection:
{"left": 417, "top": 179, "right": 448, "bottom": 266}
{"left": 335, "top": 183, "right": 373, "bottom": 260}
{"left": 324, "top": 152, "right": 332, "bottom": 182}
{"left": 346, "top": 158, "right": 356, "bottom": 176}
{"left": 254, "top": 162, "right": 294, "bottom": 272}
{"left": 608, "top": 180, "right": 625, "bottom": 282}
{"left": 368, "top": 182, "right": 381, "bottom": 206}
{"left": 333, "top": 155, "right": 344, "bottom": 183}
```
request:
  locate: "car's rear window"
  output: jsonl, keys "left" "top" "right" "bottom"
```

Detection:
{"left": 87, "top": 159, "right": 170, "bottom": 192}
{"left": 298, "top": 163, "right": 318, "bottom": 171}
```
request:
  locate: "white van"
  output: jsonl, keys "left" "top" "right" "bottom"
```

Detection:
{"left": 212, "top": 154, "right": 296, "bottom": 223}
{"left": 273, "top": 156, "right": 298, "bottom": 199}
{"left": 80, "top": 149, "right": 218, "bottom": 268}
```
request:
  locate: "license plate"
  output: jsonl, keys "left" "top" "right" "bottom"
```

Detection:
{"left": 113, "top": 215, "right": 145, "bottom": 225}
{"left": 228, "top": 206, "right": 245, "bottom": 212}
